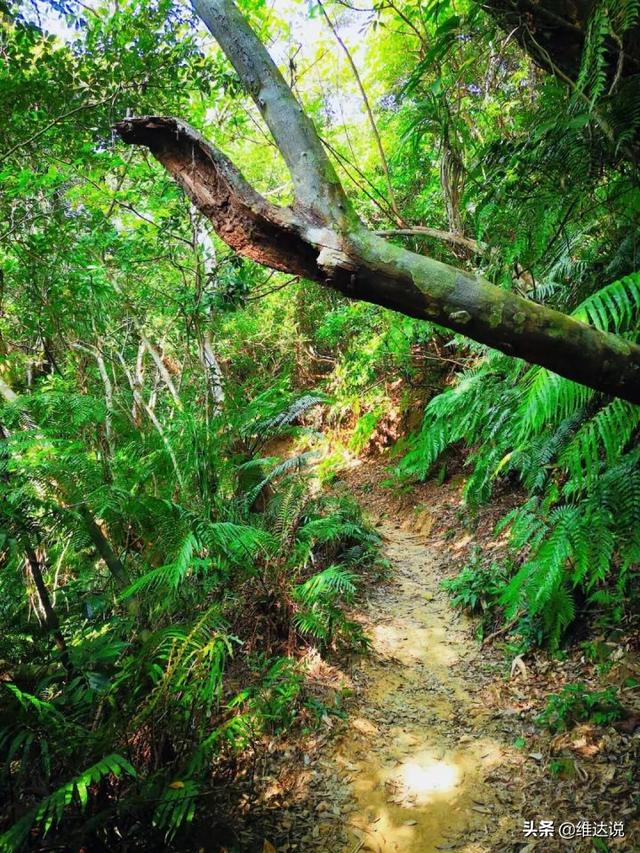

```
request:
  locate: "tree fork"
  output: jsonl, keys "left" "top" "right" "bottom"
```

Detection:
{"left": 115, "top": 1, "right": 640, "bottom": 405}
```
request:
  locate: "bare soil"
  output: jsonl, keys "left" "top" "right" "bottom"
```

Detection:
{"left": 226, "top": 454, "right": 639, "bottom": 853}
{"left": 328, "top": 523, "right": 520, "bottom": 852}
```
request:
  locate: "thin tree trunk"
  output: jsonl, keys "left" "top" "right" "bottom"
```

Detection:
{"left": 118, "top": 353, "right": 184, "bottom": 486}
{"left": 139, "top": 330, "right": 182, "bottom": 409}
{"left": 131, "top": 340, "right": 145, "bottom": 427}
{"left": 200, "top": 333, "right": 225, "bottom": 409}
{"left": 440, "top": 131, "right": 464, "bottom": 236}
{"left": 23, "top": 540, "right": 73, "bottom": 673}
{"left": 192, "top": 211, "right": 225, "bottom": 410}
{"left": 72, "top": 341, "right": 114, "bottom": 452}
{"left": 78, "top": 506, "right": 130, "bottom": 587}
{"left": 316, "top": 0, "right": 403, "bottom": 224}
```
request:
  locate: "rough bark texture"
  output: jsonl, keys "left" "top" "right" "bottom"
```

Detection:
{"left": 114, "top": 0, "right": 640, "bottom": 404}
{"left": 191, "top": 0, "right": 351, "bottom": 225}
{"left": 115, "top": 116, "right": 640, "bottom": 403}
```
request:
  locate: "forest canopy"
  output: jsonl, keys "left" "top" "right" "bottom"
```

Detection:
{"left": 1, "top": 0, "right": 640, "bottom": 850}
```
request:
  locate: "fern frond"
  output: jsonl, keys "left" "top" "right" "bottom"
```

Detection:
{"left": 295, "top": 566, "right": 357, "bottom": 604}
{"left": 573, "top": 271, "right": 640, "bottom": 333}
{"left": 153, "top": 779, "right": 199, "bottom": 839}
{"left": 560, "top": 398, "right": 640, "bottom": 483}
{"left": 0, "top": 754, "right": 136, "bottom": 852}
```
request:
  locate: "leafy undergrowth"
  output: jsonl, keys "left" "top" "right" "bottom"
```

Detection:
{"left": 0, "top": 487, "right": 381, "bottom": 851}
{"left": 536, "top": 683, "right": 625, "bottom": 733}
{"left": 0, "top": 390, "right": 384, "bottom": 852}
{"left": 338, "top": 454, "right": 640, "bottom": 849}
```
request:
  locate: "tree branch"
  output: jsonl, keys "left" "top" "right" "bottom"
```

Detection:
{"left": 316, "top": 0, "right": 403, "bottom": 224}
{"left": 192, "top": 0, "right": 353, "bottom": 225}
{"left": 376, "top": 227, "right": 486, "bottom": 254}
{"left": 113, "top": 1, "right": 640, "bottom": 405}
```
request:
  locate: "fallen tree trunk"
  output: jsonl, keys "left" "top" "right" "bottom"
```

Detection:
{"left": 115, "top": 0, "right": 640, "bottom": 405}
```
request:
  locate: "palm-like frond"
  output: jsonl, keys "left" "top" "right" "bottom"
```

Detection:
{"left": 400, "top": 264, "right": 640, "bottom": 645}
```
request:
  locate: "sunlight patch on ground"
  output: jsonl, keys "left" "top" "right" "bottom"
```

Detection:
{"left": 369, "top": 621, "right": 459, "bottom": 669}
{"left": 401, "top": 756, "right": 460, "bottom": 800}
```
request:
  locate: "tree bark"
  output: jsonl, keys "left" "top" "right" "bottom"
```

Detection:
{"left": 72, "top": 341, "right": 114, "bottom": 453}
{"left": 117, "top": 351, "right": 184, "bottom": 486}
{"left": 78, "top": 506, "right": 130, "bottom": 588}
{"left": 139, "top": 330, "right": 182, "bottom": 409}
{"left": 114, "top": 0, "right": 640, "bottom": 405}
{"left": 131, "top": 340, "right": 146, "bottom": 427}
{"left": 192, "top": 213, "right": 226, "bottom": 409}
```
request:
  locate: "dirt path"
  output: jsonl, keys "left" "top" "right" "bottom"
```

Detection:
{"left": 249, "top": 460, "right": 639, "bottom": 853}
{"left": 321, "top": 523, "right": 519, "bottom": 853}
{"left": 246, "top": 465, "right": 639, "bottom": 852}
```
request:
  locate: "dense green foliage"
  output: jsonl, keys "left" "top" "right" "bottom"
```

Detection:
{"left": 395, "top": 2, "right": 640, "bottom": 649}
{"left": 0, "top": 2, "right": 386, "bottom": 844}
{"left": 1, "top": 0, "right": 640, "bottom": 848}
{"left": 536, "top": 683, "right": 625, "bottom": 733}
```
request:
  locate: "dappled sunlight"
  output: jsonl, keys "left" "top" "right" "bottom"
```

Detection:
{"left": 369, "top": 620, "right": 459, "bottom": 670}
{"left": 401, "top": 755, "right": 461, "bottom": 801}
{"left": 324, "top": 522, "right": 513, "bottom": 851}
{"left": 336, "top": 719, "right": 509, "bottom": 851}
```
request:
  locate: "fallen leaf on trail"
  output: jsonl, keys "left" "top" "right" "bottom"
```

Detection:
{"left": 452, "top": 535, "right": 472, "bottom": 551}
{"left": 510, "top": 655, "right": 528, "bottom": 680}
{"left": 528, "top": 752, "right": 543, "bottom": 762}
{"left": 262, "top": 842, "right": 277, "bottom": 853}
{"left": 403, "top": 819, "right": 418, "bottom": 826}
{"left": 352, "top": 717, "right": 379, "bottom": 736}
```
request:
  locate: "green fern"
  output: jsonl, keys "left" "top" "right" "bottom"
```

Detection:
{"left": 0, "top": 754, "right": 136, "bottom": 853}
{"left": 573, "top": 271, "right": 640, "bottom": 333}
{"left": 399, "top": 263, "right": 640, "bottom": 645}
{"left": 152, "top": 779, "right": 199, "bottom": 840}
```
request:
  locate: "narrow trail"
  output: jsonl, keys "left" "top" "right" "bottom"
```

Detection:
{"left": 324, "top": 523, "right": 517, "bottom": 853}
{"left": 257, "top": 462, "right": 638, "bottom": 853}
